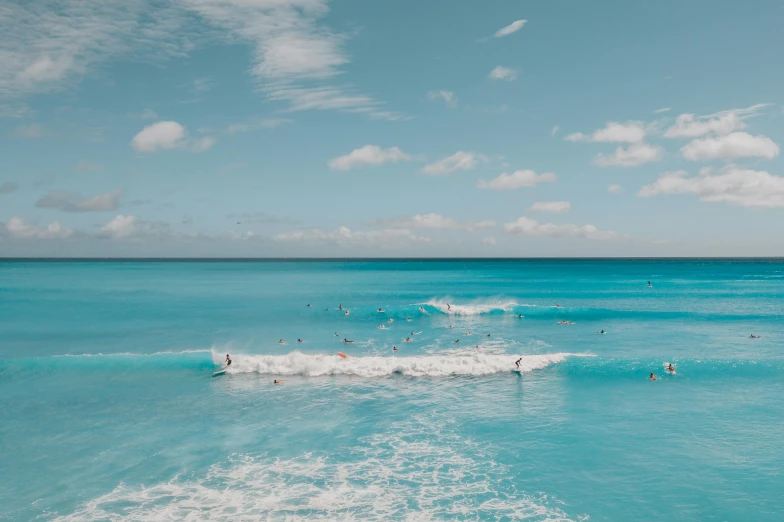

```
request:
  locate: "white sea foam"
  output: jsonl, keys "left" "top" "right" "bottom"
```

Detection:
{"left": 212, "top": 350, "right": 584, "bottom": 378}
{"left": 54, "top": 416, "right": 578, "bottom": 521}
{"left": 423, "top": 298, "right": 521, "bottom": 315}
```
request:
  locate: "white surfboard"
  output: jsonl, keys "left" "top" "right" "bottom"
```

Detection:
{"left": 212, "top": 369, "right": 227, "bottom": 377}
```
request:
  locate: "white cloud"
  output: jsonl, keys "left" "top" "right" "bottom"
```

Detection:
{"left": 5, "top": 217, "right": 73, "bottom": 239}
{"left": 680, "top": 132, "right": 779, "bottom": 161}
{"left": 427, "top": 90, "right": 457, "bottom": 108}
{"left": 653, "top": 107, "right": 671, "bottom": 114}
{"left": 503, "top": 217, "right": 619, "bottom": 240}
{"left": 136, "top": 108, "right": 159, "bottom": 120}
{"left": 477, "top": 169, "right": 556, "bottom": 190}
{"left": 422, "top": 151, "right": 486, "bottom": 175}
{"left": 35, "top": 189, "right": 123, "bottom": 212}
{"left": 274, "top": 226, "right": 430, "bottom": 246}
{"left": 663, "top": 104, "right": 767, "bottom": 138}
{"left": 131, "top": 121, "right": 215, "bottom": 153}
{"left": 371, "top": 213, "right": 495, "bottom": 232}
{"left": 183, "top": 0, "right": 402, "bottom": 120}
{"left": 482, "top": 236, "right": 497, "bottom": 246}
{"left": 100, "top": 214, "right": 171, "bottom": 239}
{"left": 489, "top": 66, "right": 516, "bottom": 81}
{"left": 225, "top": 118, "right": 290, "bottom": 134}
{"left": 494, "top": 20, "right": 527, "bottom": 38}
{"left": 638, "top": 167, "right": 784, "bottom": 208}
{"left": 594, "top": 143, "right": 663, "bottom": 167}
{"left": 0, "top": 182, "right": 19, "bottom": 194}
{"left": 329, "top": 145, "right": 411, "bottom": 171}
{"left": 607, "top": 184, "right": 623, "bottom": 194}
{"left": 551, "top": 126, "right": 559, "bottom": 137}
{"left": 566, "top": 121, "right": 645, "bottom": 143}
{"left": 528, "top": 201, "right": 571, "bottom": 213}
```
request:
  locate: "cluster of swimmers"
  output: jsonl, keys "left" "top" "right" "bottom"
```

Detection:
{"left": 650, "top": 364, "right": 675, "bottom": 380}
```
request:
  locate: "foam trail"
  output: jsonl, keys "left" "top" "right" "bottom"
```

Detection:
{"left": 423, "top": 298, "right": 519, "bottom": 315}
{"left": 212, "top": 350, "right": 585, "bottom": 377}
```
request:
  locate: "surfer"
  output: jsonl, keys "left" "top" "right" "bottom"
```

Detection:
{"left": 465, "top": 331, "right": 471, "bottom": 336}
{"left": 335, "top": 332, "right": 339, "bottom": 336}
{"left": 454, "top": 339, "right": 460, "bottom": 344}
{"left": 405, "top": 337, "right": 411, "bottom": 343}
{"left": 378, "top": 308, "right": 384, "bottom": 313}
{"left": 388, "top": 318, "right": 394, "bottom": 323}
{"left": 487, "top": 333, "right": 491, "bottom": 337}
{"left": 447, "top": 303, "right": 451, "bottom": 311}
{"left": 515, "top": 358, "right": 522, "bottom": 370}
{"left": 344, "top": 310, "right": 350, "bottom": 316}
{"left": 647, "top": 281, "right": 652, "bottom": 287}
{"left": 517, "top": 314, "right": 524, "bottom": 319}
{"left": 339, "top": 304, "right": 343, "bottom": 310}
{"left": 749, "top": 334, "right": 761, "bottom": 339}
{"left": 274, "top": 380, "right": 283, "bottom": 385}
{"left": 307, "top": 304, "right": 311, "bottom": 308}
{"left": 297, "top": 339, "right": 303, "bottom": 343}
{"left": 419, "top": 306, "right": 426, "bottom": 313}
{"left": 667, "top": 363, "right": 675, "bottom": 373}
{"left": 342, "top": 338, "right": 354, "bottom": 343}
{"left": 649, "top": 373, "right": 657, "bottom": 381}
{"left": 392, "top": 346, "right": 398, "bottom": 352}
{"left": 225, "top": 354, "right": 232, "bottom": 366}
{"left": 597, "top": 330, "right": 605, "bottom": 334}
{"left": 449, "top": 324, "right": 454, "bottom": 329}
{"left": 279, "top": 339, "right": 285, "bottom": 344}
{"left": 406, "top": 317, "right": 412, "bottom": 322}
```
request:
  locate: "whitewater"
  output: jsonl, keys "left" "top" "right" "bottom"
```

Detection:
{"left": 2, "top": 259, "right": 783, "bottom": 521}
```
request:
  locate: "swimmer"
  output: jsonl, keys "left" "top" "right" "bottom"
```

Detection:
{"left": 307, "top": 303, "right": 311, "bottom": 308}
{"left": 454, "top": 339, "right": 460, "bottom": 344}
{"left": 325, "top": 308, "right": 329, "bottom": 311}
{"left": 388, "top": 318, "right": 394, "bottom": 323}
{"left": 225, "top": 354, "right": 232, "bottom": 366}
{"left": 392, "top": 346, "right": 398, "bottom": 352}
{"left": 667, "top": 363, "right": 675, "bottom": 373}
{"left": 279, "top": 339, "right": 285, "bottom": 344}
{"left": 650, "top": 373, "right": 657, "bottom": 381}
{"left": 515, "top": 358, "right": 522, "bottom": 370}
{"left": 378, "top": 308, "right": 384, "bottom": 313}
{"left": 405, "top": 337, "right": 411, "bottom": 343}
{"left": 339, "top": 304, "right": 343, "bottom": 310}
{"left": 465, "top": 331, "right": 471, "bottom": 336}
{"left": 486, "top": 333, "right": 491, "bottom": 337}
{"left": 517, "top": 314, "right": 524, "bottom": 319}
{"left": 419, "top": 306, "right": 426, "bottom": 313}
{"left": 274, "top": 380, "right": 283, "bottom": 385}
{"left": 449, "top": 324, "right": 454, "bottom": 329}
{"left": 406, "top": 317, "right": 412, "bottom": 322}
{"left": 378, "top": 325, "right": 386, "bottom": 330}
{"left": 344, "top": 310, "right": 350, "bottom": 316}
{"left": 342, "top": 338, "right": 354, "bottom": 343}
{"left": 597, "top": 330, "right": 605, "bottom": 334}
{"left": 647, "top": 281, "right": 652, "bottom": 287}
{"left": 749, "top": 334, "right": 761, "bottom": 339}
{"left": 297, "top": 338, "right": 303, "bottom": 343}
{"left": 555, "top": 304, "right": 561, "bottom": 308}
{"left": 335, "top": 332, "right": 340, "bottom": 337}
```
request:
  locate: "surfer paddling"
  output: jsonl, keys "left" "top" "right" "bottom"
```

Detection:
{"left": 667, "top": 363, "right": 675, "bottom": 373}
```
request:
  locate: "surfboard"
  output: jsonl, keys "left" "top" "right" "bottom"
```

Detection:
{"left": 337, "top": 352, "right": 348, "bottom": 358}
{"left": 212, "top": 369, "right": 227, "bottom": 377}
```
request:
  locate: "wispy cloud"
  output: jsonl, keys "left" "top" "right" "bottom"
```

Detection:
{"left": 329, "top": 145, "right": 411, "bottom": 171}
{"left": 528, "top": 201, "right": 571, "bottom": 213}
{"left": 225, "top": 118, "right": 290, "bottom": 134}
{"left": 35, "top": 188, "right": 124, "bottom": 212}
{"left": 4, "top": 217, "right": 73, "bottom": 239}
{"left": 494, "top": 20, "right": 527, "bottom": 38}
{"left": 369, "top": 213, "right": 495, "bottom": 232}
{"left": 593, "top": 143, "right": 663, "bottom": 167}
{"left": 653, "top": 107, "right": 670, "bottom": 114}
{"left": 427, "top": 90, "right": 458, "bottom": 108}
{"left": 477, "top": 170, "right": 556, "bottom": 190}
{"left": 0, "top": 182, "right": 19, "bottom": 194}
{"left": 566, "top": 121, "right": 646, "bottom": 143}
{"left": 274, "top": 226, "right": 430, "bottom": 247}
{"left": 503, "top": 217, "right": 619, "bottom": 240}
{"left": 422, "top": 151, "right": 486, "bottom": 175}
{"left": 663, "top": 104, "right": 768, "bottom": 139}
{"left": 489, "top": 66, "right": 516, "bottom": 81}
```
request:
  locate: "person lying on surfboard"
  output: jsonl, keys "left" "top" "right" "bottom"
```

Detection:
{"left": 667, "top": 363, "right": 675, "bottom": 373}
{"left": 342, "top": 338, "right": 354, "bottom": 343}
{"left": 225, "top": 354, "right": 232, "bottom": 366}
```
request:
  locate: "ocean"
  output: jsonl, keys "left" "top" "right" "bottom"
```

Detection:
{"left": 1, "top": 259, "right": 782, "bottom": 521}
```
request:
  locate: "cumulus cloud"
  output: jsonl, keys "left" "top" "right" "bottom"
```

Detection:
{"left": 607, "top": 184, "right": 623, "bottom": 194}
{"left": 100, "top": 214, "right": 171, "bottom": 239}
{"left": 427, "top": 90, "right": 458, "bottom": 108}
{"left": 489, "top": 66, "right": 516, "bottom": 81}
{"left": 422, "top": 151, "right": 486, "bottom": 175}
{"left": 329, "top": 145, "right": 411, "bottom": 171}
{"left": 4, "top": 217, "right": 73, "bottom": 239}
{"left": 638, "top": 167, "right": 784, "bottom": 208}
{"left": 566, "top": 121, "right": 646, "bottom": 143}
{"left": 663, "top": 104, "right": 767, "bottom": 138}
{"left": 528, "top": 201, "right": 571, "bottom": 213}
{"left": 494, "top": 20, "right": 527, "bottom": 38}
{"left": 503, "top": 217, "right": 619, "bottom": 240}
{"left": 370, "top": 213, "right": 495, "bottom": 232}
{"left": 594, "top": 143, "right": 663, "bottom": 167}
{"left": 0, "top": 182, "right": 19, "bottom": 194}
{"left": 35, "top": 189, "right": 124, "bottom": 212}
{"left": 274, "top": 226, "right": 430, "bottom": 246}
{"left": 680, "top": 132, "right": 779, "bottom": 161}
{"left": 130, "top": 121, "right": 215, "bottom": 153}
{"left": 477, "top": 169, "right": 556, "bottom": 190}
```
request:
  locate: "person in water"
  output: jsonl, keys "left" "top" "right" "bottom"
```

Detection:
{"left": 667, "top": 363, "right": 675, "bottom": 373}
{"left": 597, "top": 329, "right": 605, "bottom": 334}
{"left": 297, "top": 339, "right": 303, "bottom": 343}
{"left": 225, "top": 354, "right": 232, "bottom": 366}
{"left": 274, "top": 380, "right": 283, "bottom": 385}
{"left": 749, "top": 334, "right": 761, "bottom": 339}
{"left": 279, "top": 339, "right": 285, "bottom": 344}
{"left": 515, "top": 358, "right": 522, "bottom": 370}
{"left": 650, "top": 373, "right": 657, "bottom": 381}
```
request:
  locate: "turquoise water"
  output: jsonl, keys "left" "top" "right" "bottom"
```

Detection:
{"left": 1, "top": 259, "right": 783, "bottom": 520}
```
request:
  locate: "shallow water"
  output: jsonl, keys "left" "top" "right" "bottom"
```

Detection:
{"left": 1, "top": 259, "right": 782, "bottom": 520}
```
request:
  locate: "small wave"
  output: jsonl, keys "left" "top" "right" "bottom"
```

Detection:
{"left": 212, "top": 349, "right": 585, "bottom": 377}
{"left": 54, "top": 350, "right": 211, "bottom": 358}
{"left": 421, "top": 298, "right": 521, "bottom": 316}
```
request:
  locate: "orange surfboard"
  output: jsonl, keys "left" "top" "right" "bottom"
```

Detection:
{"left": 337, "top": 352, "right": 348, "bottom": 359}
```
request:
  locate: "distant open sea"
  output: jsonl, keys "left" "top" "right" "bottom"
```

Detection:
{"left": 1, "top": 259, "right": 782, "bottom": 520}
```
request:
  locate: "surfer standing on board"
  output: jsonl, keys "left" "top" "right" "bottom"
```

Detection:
{"left": 225, "top": 354, "right": 232, "bottom": 367}
{"left": 515, "top": 358, "right": 522, "bottom": 370}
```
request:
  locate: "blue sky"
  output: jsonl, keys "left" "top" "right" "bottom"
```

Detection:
{"left": 1, "top": 0, "right": 784, "bottom": 257}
